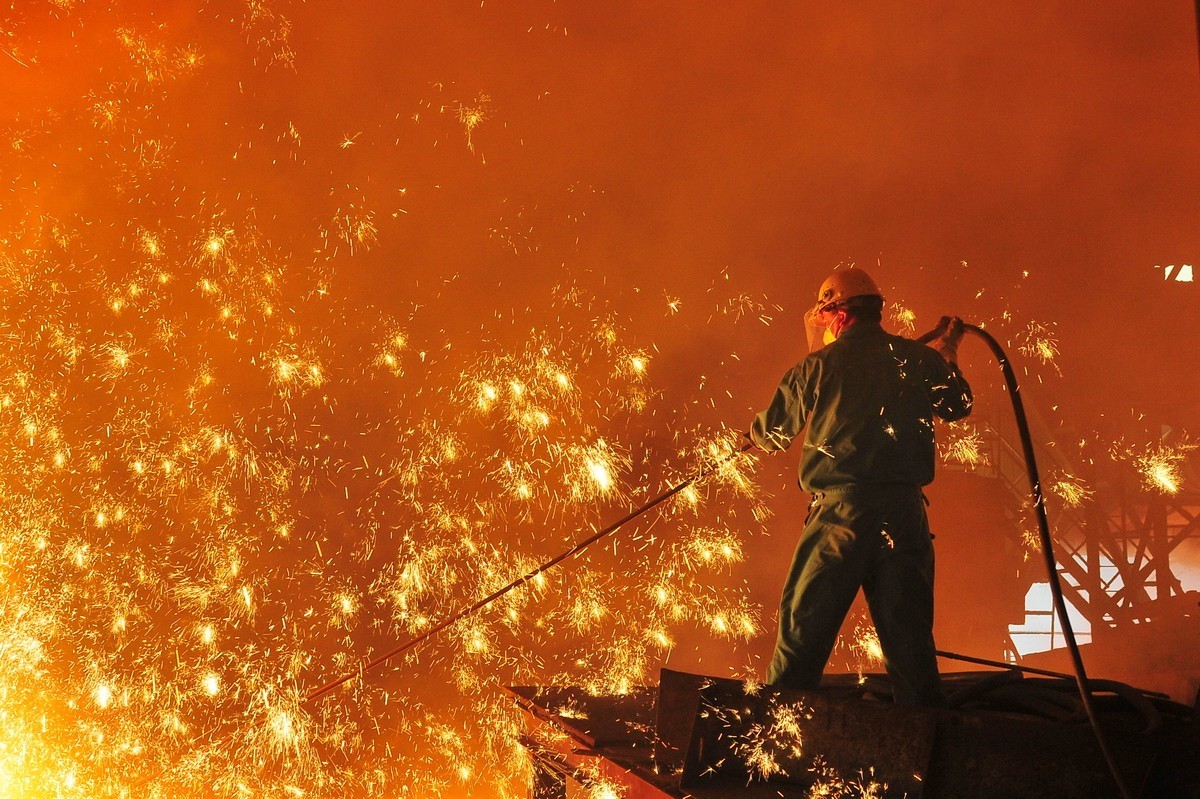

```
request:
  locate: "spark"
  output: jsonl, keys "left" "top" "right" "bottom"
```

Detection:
{"left": 850, "top": 622, "right": 884, "bottom": 683}
{"left": 1021, "top": 528, "right": 1041, "bottom": 561}
{"left": 942, "top": 422, "right": 989, "bottom": 467}
{"left": 889, "top": 303, "right": 916, "bottom": 334}
{"left": 140, "top": 230, "right": 163, "bottom": 257}
{"left": 456, "top": 93, "right": 492, "bottom": 154}
{"left": 1050, "top": 472, "right": 1093, "bottom": 507}
{"left": 1126, "top": 440, "right": 1196, "bottom": 495}
{"left": 204, "top": 232, "right": 228, "bottom": 257}
{"left": 0, "top": 9, "right": 772, "bottom": 798}
{"left": 332, "top": 205, "right": 378, "bottom": 254}
{"left": 477, "top": 381, "right": 499, "bottom": 409}
{"left": 678, "top": 528, "right": 743, "bottom": 568}
{"left": 649, "top": 628, "right": 674, "bottom": 648}
{"left": 587, "top": 459, "right": 612, "bottom": 490}
{"left": 586, "top": 781, "right": 624, "bottom": 799}
{"left": 1018, "top": 321, "right": 1060, "bottom": 367}
{"left": 564, "top": 439, "right": 629, "bottom": 502}
{"left": 733, "top": 699, "right": 810, "bottom": 780}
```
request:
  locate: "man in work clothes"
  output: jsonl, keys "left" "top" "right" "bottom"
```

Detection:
{"left": 747, "top": 267, "right": 972, "bottom": 707}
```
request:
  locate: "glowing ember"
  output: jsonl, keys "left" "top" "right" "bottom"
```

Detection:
{"left": 889, "top": 303, "right": 917, "bottom": 334}
{"left": 1126, "top": 441, "right": 1196, "bottom": 495}
{"left": 10, "top": 3, "right": 1173, "bottom": 799}
{"left": 849, "top": 621, "right": 885, "bottom": 684}
{"left": 0, "top": 31, "right": 766, "bottom": 785}
{"left": 1050, "top": 472, "right": 1094, "bottom": 507}
{"left": 733, "top": 698, "right": 811, "bottom": 780}
{"left": 941, "top": 422, "right": 989, "bottom": 467}
{"left": 1018, "top": 321, "right": 1061, "bottom": 368}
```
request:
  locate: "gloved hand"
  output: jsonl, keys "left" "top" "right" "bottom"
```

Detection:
{"left": 930, "top": 316, "right": 964, "bottom": 363}
{"left": 915, "top": 315, "right": 950, "bottom": 345}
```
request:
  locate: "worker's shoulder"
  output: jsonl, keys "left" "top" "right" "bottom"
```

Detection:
{"left": 882, "top": 331, "right": 937, "bottom": 359}
{"left": 775, "top": 350, "right": 823, "bottom": 384}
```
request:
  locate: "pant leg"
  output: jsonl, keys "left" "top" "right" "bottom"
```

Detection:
{"left": 766, "top": 498, "right": 868, "bottom": 688}
{"left": 861, "top": 490, "right": 946, "bottom": 707}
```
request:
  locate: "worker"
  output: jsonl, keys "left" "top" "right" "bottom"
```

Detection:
{"left": 747, "top": 267, "right": 972, "bottom": 707}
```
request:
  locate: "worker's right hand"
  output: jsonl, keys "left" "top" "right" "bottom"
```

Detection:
{"left": 916, "top": 315, "right": 950, "bottom": 345}
{"left": 932, "top": 316, "right": 964, "bottom": 363}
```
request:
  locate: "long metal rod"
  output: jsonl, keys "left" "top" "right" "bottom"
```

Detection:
{"left": 936, "top": 648, "right": 1170, "bottom": 699}
{"left": 958, "top": 322, "right": 1134, "bottom": 799}
{"left": 301, "top": 440, "right": 754, "bottom": 704}
{"left": 936, "top": 648, "right": 1078, "bottom": 681}
{"left": 138, "top": 441, "right": 753, "bottom": 789}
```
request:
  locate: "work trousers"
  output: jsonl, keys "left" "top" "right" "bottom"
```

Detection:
{"left": 766, "top": 483, "right": 947, "bottom": 707}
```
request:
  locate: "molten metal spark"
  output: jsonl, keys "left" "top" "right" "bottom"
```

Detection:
{"left": 0, "top": 7, "right": 773, "bottom": 799}
{"left": 941, "top": 422, "right": 989, "bottom": 467}
{"left": 889, "top": 303, "right": 916, "bottom": 334}
{"left": 1018, "top": 321, "right": 1061, "bottom": 368}
{"left": 733, "top": 698, "right": 810, "bottom": 780}
{"left": 1050, "top": 471, "right": 1094, "bottom": 508}
{"left": 1126, "top": 440, "right": 1196, "bottom": 495}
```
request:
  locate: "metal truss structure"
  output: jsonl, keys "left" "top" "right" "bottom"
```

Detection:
{"left": 969, "top": 402, "right": 1200, "bottom": 653}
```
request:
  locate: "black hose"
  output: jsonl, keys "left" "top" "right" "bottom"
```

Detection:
{"left": 956, "top": 321, "right": 1134, "bottom": 799}
{"left": 1194, "top": 0, "right": 1200, "bottom": 78}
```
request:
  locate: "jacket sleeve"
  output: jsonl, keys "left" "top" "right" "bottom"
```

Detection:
{"left": 926, "top": 353, "right": 973, "bottom": 421}
{"left": 749, "top": 364, "right": 808, "bottom": 450}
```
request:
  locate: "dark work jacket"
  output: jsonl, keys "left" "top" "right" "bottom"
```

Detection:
{"left": 749, "top": 321, "right": 973, "bottom": 492}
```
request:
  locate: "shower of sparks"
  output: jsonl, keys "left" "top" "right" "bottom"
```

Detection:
{"left": 586, "top": 781, "right": 625, "bottom": 799}
{"left": 1020, "top": 527, "right": 1042, "bottom": 561}
{"left": 849, "top": 621, "right": 884, "bottom": 684}
{"left": 330, "top": 204, "right": 379, "bottom": 255}
{"left": 1050, "top": 471, "right": 1094, "bottom": 508}
{"left": 888, "top": 302, "right": 916, "bottom": 334}
{"left": 455, "top": 93, "right": 492, "bottom": 154}
{"left": 717, "top": 692, "right": 893, "bottom": 794}
{"left": 1120, "top": 440, "right": 1196, "bottom": 495}
{"left": 808, "top": 761, "right": 891, "bottom": 799}
{"left": 678, "top": 528, "right": 744, "bottom": 569}
{"left": 731, "top": 697, "right": 811, "bottom": 781}
{"left": 1017, "top": 321, "right": 1061, "bottom": 369}
{"left": 851, "top": 623, "right": 884, "bottom": 668}
{"left": 0, "top": 7, "right": 770, "bottom": 797}
{"left": 941, "top": 421, "right": 990, "bottom": 468}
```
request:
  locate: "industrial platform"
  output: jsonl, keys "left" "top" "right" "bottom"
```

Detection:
{"left": 510, "top": 667, "right": 1200, "bottom": 798}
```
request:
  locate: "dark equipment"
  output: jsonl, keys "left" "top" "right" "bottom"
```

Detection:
{"left": 511, "top": 667, "right": 1200, "bottom": 798}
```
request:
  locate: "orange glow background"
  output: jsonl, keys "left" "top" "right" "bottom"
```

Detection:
{"left": 2, "top": 2, "right": 1197, "bottom": 797}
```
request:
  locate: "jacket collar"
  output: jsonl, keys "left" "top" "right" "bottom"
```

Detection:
{"left": 836, "top": 319, "right": 886, "bottom": 341}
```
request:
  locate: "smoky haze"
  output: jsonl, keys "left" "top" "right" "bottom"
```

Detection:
{"left": 1, "top": 2, "right": 1197, "bottom": 798}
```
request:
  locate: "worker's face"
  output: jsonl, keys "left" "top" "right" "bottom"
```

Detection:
{"left": 822, "top": 307, "right": 849, "bottom": 342}
{"left": 806, "top": 304, "right": 848, "bottom": 351}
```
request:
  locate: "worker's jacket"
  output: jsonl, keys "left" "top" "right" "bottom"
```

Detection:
{"left": 750, "top": 320, "right": 972, "bottom": 492}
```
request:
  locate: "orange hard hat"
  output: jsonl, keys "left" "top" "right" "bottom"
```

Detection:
{"left": 813, "top": 268, "right": 883, "bottom": 315}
